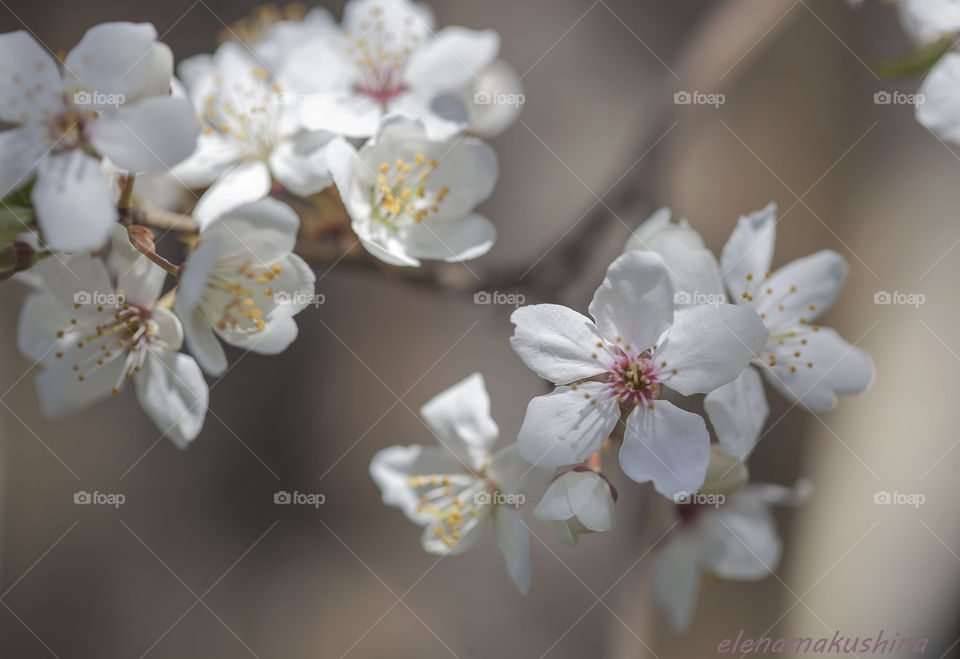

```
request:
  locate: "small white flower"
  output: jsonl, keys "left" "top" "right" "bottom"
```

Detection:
{"left": 0, "top": 23, "right": 200, "bottom": 251}
{"left": 917, "top": 52, "right": 960, "bottom": 144}
{"left": 370, "top": 373, "right": 552, "bottom": 593}
{"left": 280, "top": 0, "right": 501, "bottom": 139}
{"left": 533, "top": 468, "right": 617, "bottom": 545}
{"left": 652, "top": 479, "right": 810, "bottom": 632}
{"left": 17, "top": 226, "right": 207, "bottom": 447}
{"left": 704, "top": 203, "right": 874, "bottom": 458}
{"left": 510, "top": 250, "right": 768, "bottom": 498}
{"left": 897, "top": 0, "right": 960, "bottom": 44}
{"left": 623, "top": 207, "right": 725, "bottom": 306}
{"left": 174, "top": 42, "right": 336, "bottom": 226}
{"left": 174, "top": 198, "right": 316, "bottom": 376}
{"left": 328, "top": 116, "right": 497, "bottom": 266}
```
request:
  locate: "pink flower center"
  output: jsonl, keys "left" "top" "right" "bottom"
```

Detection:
{"left": 605, "top": 349, "right": 663, "bottom": 409}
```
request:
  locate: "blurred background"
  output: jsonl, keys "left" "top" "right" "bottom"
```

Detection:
{"left": 1, "top": 0, "right": 959, "bottom": 656}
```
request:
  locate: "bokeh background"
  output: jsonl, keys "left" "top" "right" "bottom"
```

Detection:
{"left": 1, "top": 0, "right": 959, "bottom": 656}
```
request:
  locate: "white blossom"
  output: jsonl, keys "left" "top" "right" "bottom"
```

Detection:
{"left": 328, "top": 116, "right": 497, "bottom": 266}
{"left": 370, "top": 373, "right": 552, "bottom": 593}
{"left": 510, "top": 251, "right": 768, "bottom": 498}
{"left": 174, "top": 198, "right": 316, "bottom": 376}
{"left": 0, "top": 23, "right": 199, "bottom": 251}
{"left": 17, "top": 226, "right": 207, "bottom": 447}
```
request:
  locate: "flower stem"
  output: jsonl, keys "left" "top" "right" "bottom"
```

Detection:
{"left": 130, "top": 233, "right": 180, "bottom": 277}
{"left": 118, "top": 174, "right": 135, "bottom": 211}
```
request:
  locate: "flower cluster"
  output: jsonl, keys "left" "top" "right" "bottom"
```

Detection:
{"left": 2, "top": 1, "right": 522, "bottom": 446}
{"left": 370, "top": 203, "right": 872, "bottom": 628}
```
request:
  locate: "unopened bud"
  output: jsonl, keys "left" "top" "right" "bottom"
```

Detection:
{"left": 700, "top": 444, "right": 748, "bottom": 496}
{"left": 127, "top": 225, "right": 156, "bottom": 252}
{"left": 0, "top": 240, "right": 37, "bottom": 280}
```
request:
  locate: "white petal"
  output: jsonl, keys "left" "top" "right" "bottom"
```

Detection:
{"left": 171, "top": 132, "right": 245, "bottom": 188}
{"left": 65, "top": 22, "right": 161, "bottom": 103}
{"left": 754, "top": 250, "right": 848, "bottom": 331}
{"left": 761, "top": 326, "right": 873, "bottom": 412}
{"left": 565, "top": 470, "right": 616, "bottom": 532}
{"left": 493, "top": 506, "right": 532, "bottom": 594}
{"left": 178, "top": 306, "right": 228, "bottom": 376}
{"left": 0, "top": 31, "right": 61, "bottom": 121}
{"left": 34, "top": 344, "right": 128, "bottom": 417}
{"left": 204, "top": 197, "right": 301, "bottom": 262}
{"left": 588, "top": 251, "right": 674, "bottom": 350}
{"left": 419, "top": 372, "right": 498, "bottom": 471}
{"left": 403, "top": 213, "right": 495, "bottom": 262}
{"left": 704, "top": 366, "right": 769, "bottom": 460}
{"left": 343, "top": 0, "right": 434, "bottom": 43}
{"left": 917, "top": 53, "right": 960, "bottom": 144}
{"left": 32, "top": 151, "right": 116, "bottom": 252}
{"left": 88, "top": 96, "right": 200, "bottom": 173}
{"left": 18, "top": 292, "right": 67, "bottom": 361}
{"left": 651, "top": 531, "right": 702, "bottom": 632}
{"left": 369, "top": 444, "right": 467, "bottom": 523}
{"left": 656, "top": 304, "right": 769, "bottom": 396}
{"left": 0, "top": 125, "right": 46, "bottom": 197}
{"left": 619, "top": 401, "right": 710, "bottom": 497}
{"left": 720, "top": 203, "right": 777, "bottom": 300}
{"left": 268, "top": 132, "right": 335, "bottom": 196}
{"left": 297, "top": 93, "right": 383, "bottom": 138}
{"left": 406, "top": 27, "right": 500, "bottom": 93}
{"left": 509, "top": 304, "right": 608, "bottom": 384}
{"left": 136, "top": 348, "right": 208, "bottom": 448}
{"left": 699, "top": 507, "right": 781, "bottom": 580}
{"left": 516, "top": 382, "right": 619, "bottom": 467}
{"left": 465, "top": 59, "right": 524, "bottom": 138}
{"left": 193, "top": 160, "right": 272, "bottom": 228}
{"left": 898, "top": 0, "right": 960, "bottom": 44}
{"left": 533, "top": 477, "right": 575, "bottom": 522}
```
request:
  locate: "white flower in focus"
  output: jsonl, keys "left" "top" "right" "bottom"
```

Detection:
{"left": 174, "top": 198, "right": 316, "bottom": 376}
{"left": 174, "top": 43, "right": 336, "bottom": 226}
{"left": 370, "top": 373, "right": 552, "bottom": 593}
{"left": 533, "top": 468, "right": 616, "bottom": 545}
{"left": 897, "top": 0, "right": 960, "bottom": 44}
{"left": 328, "top": 116, "right": 497, "bottom": 266}
{"left": 704, "top": 203, "right": 873, "bottom": 458}
{"left": 652, "top": 480, "right": 810, "bottom": 632}
{"left": 17, "top": 226, "right": 207, "bottom": 447}
{"left": 623, "top": 207, "right": 725, "bottom": 307}
{"left": 510, "top": 251, "right": 768, "bottom": 498}
{"left": 282, "top": 0, "right": 501, "bottom": 139}
{"left": 0, "top": 23, "right": 200, "bottom": 251}
{"left": 917, "top": 52, "right": 960, "bottom": 144}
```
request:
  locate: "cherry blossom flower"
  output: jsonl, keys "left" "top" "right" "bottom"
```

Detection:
{"left": 17, "top": 226, "right": 207, "bottom": 447}
{"left": 652, "top": 478, "right": 810, "bottom": 631}
{"left": 533, "top": 468, "right": 617, "bottom": 545}
{"left": 510, "top": 251, "right": 768, "bottom": 498}
{"left": 279, "top": 0, "right": 501, "bottom": 139}
{"left": 0, "top": 23, "right": 200, "bottom": 251}
{"left": 327, "top": 116, "right": 497, "bottom": 266}
{"left": 370, "top": 373, "right": 552, "bottom": 593}
{"left": 173, "top": 198, "right": 316, "bottom": 376}
{"left": 174, "top": 42, "right": 336, "bottom": 226}
{"left": 706, "top": 203, "right": 873, "bottom": 458}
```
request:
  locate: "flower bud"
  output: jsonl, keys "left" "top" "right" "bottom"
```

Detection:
{"left": 699, "top": 444, "right": 749, "bottom": 496}
{"left": 0, "top": 240, "right": 37, "bottom": 281}
{"left": 534, "top": 468, "right": 617, "bottom": 546}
